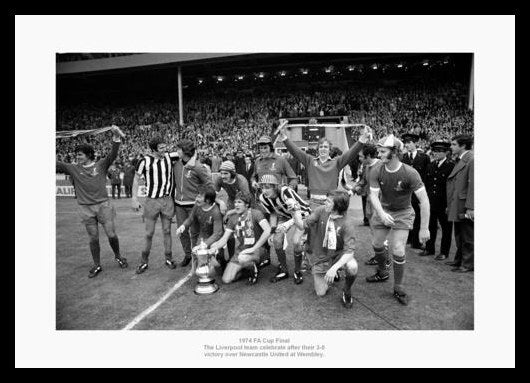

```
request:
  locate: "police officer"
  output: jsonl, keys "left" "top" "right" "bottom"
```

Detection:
{"left": 422, "top": 142, "right": 455, "bottom": 260}
{"left": 402, "top": 133, "right": 431, "bottom": 250}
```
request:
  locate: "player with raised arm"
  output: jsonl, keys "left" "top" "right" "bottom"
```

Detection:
{"left": 132, "top": 136, "right": 181, "bottom": 274}
{"left": 56, "top": 126, "right": 128, "bottom": 278}
{"left": 366, "top": 134, "right": 431, "bottom": 306}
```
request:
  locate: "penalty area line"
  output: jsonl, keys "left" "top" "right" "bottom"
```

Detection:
{"left": 122, "top": 271, "right": 194, "bottom": 331}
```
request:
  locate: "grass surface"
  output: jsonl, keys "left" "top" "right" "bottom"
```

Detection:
{"left": 56, "top": 193, "right": 473, "bottom": 331}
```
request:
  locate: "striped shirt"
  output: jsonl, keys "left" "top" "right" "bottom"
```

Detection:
{"left": 259, "top": 185, "right": 311, "bottom": 219}
{"left": 137, "top": 152, "right": 180, "bottom": 199}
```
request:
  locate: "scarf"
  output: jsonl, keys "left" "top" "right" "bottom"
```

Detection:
{"left": 322, "top": 214, "right": 343, "bottom": 250}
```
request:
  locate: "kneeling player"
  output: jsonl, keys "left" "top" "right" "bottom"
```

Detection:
{"left": 209, "top": 192, "right": 271, "bottom": 285}
{"left": 292, "top": 190, "right": 358, "bottom": 309}
{"left": 175, "top": 185, "right": 225, "bottom": 271}
{"left": 258, "top": 174, "right": 311, "bottom": 284}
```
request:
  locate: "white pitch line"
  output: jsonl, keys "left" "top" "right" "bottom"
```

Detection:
{"left": 122, "top": 271, "right": 194, "bottom": 331}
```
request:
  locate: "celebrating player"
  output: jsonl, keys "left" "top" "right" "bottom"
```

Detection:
{"left": 214, "top": 160, "right": 251, "bottom": 261}
{"left": 56, "top": 126, "right": 128, "bottom": 278}
{"left": 292, "top": 190, "right": 359, "bottom": 309}
{"left": 258, "top": 174, "right": 311, "bottom": 284}
{"left": 209, "top": 192, "right": 271, "bottom": 285}
{"left": 366, "top": 134, "right": 431, "bottom": 306}
{"left": 175, "top": 185, "right": 225, "bottom": 270}
{"left": 276, "top": 122, "right": 371, "bottom": 210}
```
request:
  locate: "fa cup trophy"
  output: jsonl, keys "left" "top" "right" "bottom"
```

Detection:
{"left": 193, "top": 239, "right": 220, "bottom": 295}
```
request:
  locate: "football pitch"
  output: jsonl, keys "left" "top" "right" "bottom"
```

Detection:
{"left": 56, "top": 194, "right": 474, "bottom": 331}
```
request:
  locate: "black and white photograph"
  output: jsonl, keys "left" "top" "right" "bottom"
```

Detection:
{"left": 15, "top": 15, "right": 515, "bottom": 368}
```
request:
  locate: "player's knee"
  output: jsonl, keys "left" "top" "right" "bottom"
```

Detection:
{"left": 345, "top": 259, "right": 358, "bottom": 275}
{"left": 294, "top": 242, "right": 304, "bottom": 254}
{"left": 392, "top": 253, "right": 406, "bottom": 264}
{"left": 162, "top": 227, "right": 171, "bottom": 236}
{"left": 372, "top": 237, "right": 386, "bottom": 249}
{"left": 315, "top": 287, "right": 327, "bottom": 297}
{"left": 273, "top": 236, "right": 284, "bottom": 249}
{"left": 238, "top": 254, "right": 251, "bottom": 264}
{"left": 222, "top": 274, "right": 234, "bottom": 284}
{"left": 391, "top": 243, "right": 406, "bottom": 258}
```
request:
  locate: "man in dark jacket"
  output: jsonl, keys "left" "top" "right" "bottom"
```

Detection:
{"left": 173, "top": 139, "right": 227, "bottom": 267}
{"left": 402, "top": 133, "right": 431, "bottom": 250}
{"left": 422, "top": 142, "right": 455, "bottom": 260}
{"left": 122, "top": 160, "right": 136, "bottom": 198}
{"left": 445, "top": 135, "right": 474, "bottom": 273}
{"left": 107, "top": 164, "right": 122, "bottom": 199}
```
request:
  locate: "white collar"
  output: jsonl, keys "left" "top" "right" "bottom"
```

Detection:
{"left": 385, "top": 162, "right": 403, "bottom": 173}
{"left": 82, "top": 162, "right": 96, "bottom": 168}
{"left": 201, "top": 203, "right": 215, "bottom": 212}
{"left": 459, "top": 150, "right": 469, "bottom": 160}
{"left": 367, "top": 158, "right": 379, "bottom": 167}
{"left": 438, "top": 157, "right": 447, "bottom": 166}
{"left": 317, "top": 156, "right": 331, "bottom": 164}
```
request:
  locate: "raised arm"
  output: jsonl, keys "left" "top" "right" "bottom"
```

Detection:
{"left": 56, "top": 161, "right": 71, "bottom": 175}
{"left": 101, "top": 127, "right": 124, "bottom": 171}
{"left": 282, "top": 138, "right": 311, "bottom": 169}
{"left": 336, "top": 127, "right": 372, "bottom": 170}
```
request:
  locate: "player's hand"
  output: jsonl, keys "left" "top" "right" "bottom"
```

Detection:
{"left": 277, "top": 123, "right": 288, "bottom": 142}
{"left": 131, "top": 198, "right": 141, "bottom": 211}
{"left": 419, "top": 228, "right": 431, "bottom": 245}
{"left": 218, "top": 200, "right": 227, "bottom": 215}
{"left": 276, "top": 224, "right": 289, "bottom": 234}
{"left": 466, "top": 209, "right": 474, "bottom": 221}
{"left": 380, "top": 212, "right": 395, "bottom": 227}
{"left": 358, "top": 126, "right": 373, "bottom": 144}
{"left": 325, "top": 267, "right": 338, "bottom": 284}
{"left": 353, "top": 186, "right": 362, "bottom": 195}
{"left": 175, "top": 225, "right": 185, "bottom": 236}
{"left": 208, "top": 247, "right": 218, "bottom": 255}
{"left": 285, "top": 198, "right": 299, "bottom": 211}
{"left": 251, "top": 181, "right": 260, "bottom": 190}
{"left": 238, "top": 247, "right": 254, "bottom": 257}
{"left": 111, "top": 125, "right": 126, "bottom": 138}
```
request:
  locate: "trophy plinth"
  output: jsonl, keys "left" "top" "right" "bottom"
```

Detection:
{"left": 194, "top": 248, "right": 219, "bottom": 295}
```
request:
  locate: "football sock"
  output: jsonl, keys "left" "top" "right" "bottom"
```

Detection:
{"left": 293, "top": 250, "right": 303, "bottom": 272}
{"left": 343, "top": 275, "right": 357, "bottom": 295}
{"left": 393, "top": 259, "right": 405, "bottom": 293}
{"left": 374, "top": 246, "right": 388, "bottom": 274}
{"left": 89, "top": 239, "right": 101, "bottom": 266}
{"left": 108, "top": 236, "right": 120, "bottom": 258}
{"left": 275, "top": 248, "right": 288, "bottom": 272}
{"left": 141, "top": 251, "right": 150, "bottom": 263}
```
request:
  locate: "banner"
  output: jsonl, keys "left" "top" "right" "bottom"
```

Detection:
{"left": 56, "top": 126, "right": 114, "bottom": 139}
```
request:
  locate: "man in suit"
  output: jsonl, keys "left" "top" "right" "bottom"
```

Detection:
{"left": 241, "top": 154, "right": 255, "bottom": 187}
{"left": 445, "top": 134, "right": 474, "bottom": 273}
{"left": 422, "top": 142, "right": 455, "bottom": 260}
{"left": 402, "top": 133, "right": 431, "bottom": 250}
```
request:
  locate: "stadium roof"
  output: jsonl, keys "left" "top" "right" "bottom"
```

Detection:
{"left": 56, "top": 52, "right": 445, "bottom": 76}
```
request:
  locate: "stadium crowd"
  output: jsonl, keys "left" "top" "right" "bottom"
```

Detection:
{"left": 56, "top": 78, "right": 473, "bottom": 167}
